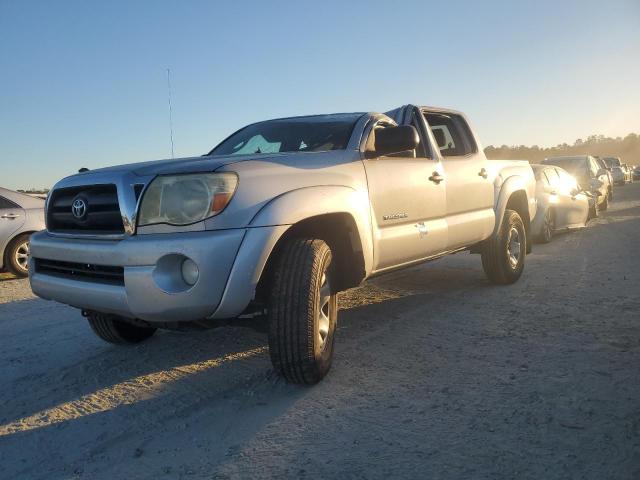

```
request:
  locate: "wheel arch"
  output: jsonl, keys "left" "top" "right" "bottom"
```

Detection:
{"left": 494, "top": 178, "right": 534, "bottom": 254}
{"left": 2, "top": 230, "right": 36, "bottom": 271}
{"left": 256, "top": 212, "right": 367, "bottom": 305}
{"left": 209, "top": 186, "right": 373, "bottom": 319}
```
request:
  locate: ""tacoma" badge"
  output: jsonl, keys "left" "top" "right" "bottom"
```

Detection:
{"left": 382, "top": 213, "right": 408, "bottom": 221}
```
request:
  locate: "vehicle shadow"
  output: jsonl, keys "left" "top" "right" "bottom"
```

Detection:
{"left": 0, "top": 272, "right": 18, "bottom": 282}
{"left": 0, "top": 255, "right": 508, "bottom": 478}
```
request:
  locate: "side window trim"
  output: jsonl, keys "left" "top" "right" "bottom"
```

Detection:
{"left": 408, "top": 109, "right": 431, "bottom": 159}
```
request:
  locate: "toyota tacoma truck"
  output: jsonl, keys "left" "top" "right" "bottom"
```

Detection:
{"left": 29, "top": 104, "right": 536, "bottom": 384}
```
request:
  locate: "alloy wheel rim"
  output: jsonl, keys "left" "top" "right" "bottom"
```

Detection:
{"left": 15, "top": 241, "right": 29, "bottom": 272}
{"left": 507, "top": 227, "right": 522, "bottom": 269}
{"left": 317, "top": 270, "right": 332, "bottom": 351}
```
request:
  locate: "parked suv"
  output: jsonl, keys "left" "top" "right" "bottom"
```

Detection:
{"left": 30, "top": 105, "right": 536, "bottom": 384}
{"left": 542, "top": 155, "right": 610, "bottom": 215}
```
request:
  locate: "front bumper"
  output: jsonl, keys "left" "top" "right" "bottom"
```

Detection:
{"left": 29, "top": 229, "right": 248, "bottom": 322}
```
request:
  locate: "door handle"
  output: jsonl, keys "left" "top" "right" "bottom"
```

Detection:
{"left": 428, "top": 172, "right": 444, "bottom": 184}
{"left": 1, "top": 213, "right": 20, "bottom": 219}
{"left": 478, "top": 168, "right": 488, "bottom": 179}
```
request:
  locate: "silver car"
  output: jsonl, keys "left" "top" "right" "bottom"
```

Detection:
{"left": 530, "top": 165, "right": 590, "bottom": 243}
{"left": 0, "top": 187, "right": 45, "bottom": 277}
{"left": 611, "top": 166, "right": 626, "bottom": 186}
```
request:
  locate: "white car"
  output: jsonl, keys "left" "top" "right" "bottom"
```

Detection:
{"left": 530, "top": 165, "right": 590, "bottom": 243}
{"left": 611, "top": 166, "right": 626, "bottom": 186}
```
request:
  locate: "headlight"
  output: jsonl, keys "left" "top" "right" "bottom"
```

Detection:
{"left": 138, "top": 173, "right": 238, "bottom": 226}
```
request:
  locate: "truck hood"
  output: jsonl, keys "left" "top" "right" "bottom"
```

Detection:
{"left": 72, "top": 152, "right": 291, "bottom": 178}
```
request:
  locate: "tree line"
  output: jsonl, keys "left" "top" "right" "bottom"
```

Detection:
{"left": 484, "top": 133, "right": 640, "bottom": 164}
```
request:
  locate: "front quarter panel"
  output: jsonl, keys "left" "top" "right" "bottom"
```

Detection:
{"left": 250, "top": 184, "right": 373, "bottom": 267}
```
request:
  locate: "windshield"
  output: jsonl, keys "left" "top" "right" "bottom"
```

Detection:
{"left": 543, "top": 158, "right": 588, "bottom": 177}
{"left": 209, "top": 114, "right": 363, "bottom": 156}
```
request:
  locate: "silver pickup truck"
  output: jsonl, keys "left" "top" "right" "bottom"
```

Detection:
{"left": 29, "top": 104, "right": 536, "bottom": 384}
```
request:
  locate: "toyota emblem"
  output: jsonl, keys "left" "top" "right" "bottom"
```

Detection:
{"left": 71, "top": 198, "right": 87, "bottom": 219}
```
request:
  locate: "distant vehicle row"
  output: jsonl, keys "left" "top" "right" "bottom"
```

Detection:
{"left": 603, "top": 156, "right": 636, "bottom": 186}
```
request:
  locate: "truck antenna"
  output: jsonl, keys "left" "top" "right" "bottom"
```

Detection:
{"left": 166, "top": 68, "right": 175, "bottom": 159}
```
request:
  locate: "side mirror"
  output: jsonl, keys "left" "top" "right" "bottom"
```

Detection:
{"left": 570, "top": 188, "right": 581, "bottom": 197}
{"left": 366, "top": 125, "right": 419, "bottom": 158}
{"left": 596, "top": 168, "right": 608, "bottom": 177}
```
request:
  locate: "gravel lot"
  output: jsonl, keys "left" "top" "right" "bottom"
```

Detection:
{"left": 1, "top": 184, "right": 639, "bottom": 479}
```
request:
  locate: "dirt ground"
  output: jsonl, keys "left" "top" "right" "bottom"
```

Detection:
{"left": 1, "top": 184, "right": 639, "bottom": 480}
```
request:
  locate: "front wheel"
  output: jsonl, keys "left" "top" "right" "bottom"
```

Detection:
{"left": 537, "top": 209, "right": 554, "bottom": 244}
{"left": 588, "top": 200, "right": 599, "bottom": 220}
{"left": 481, "top": 209, "right": 526, "bottom": 285}
{"left": 5, "top": 233, "right": 31, "bottom": 278}
{"left": 86, "top": 311, "right": 157, "bottom": 344}
{"left": 600, "top": 194, "right": 608, "bottom": 211}
{"left": 267, "top": 238, "right": 337, "bottom": 384}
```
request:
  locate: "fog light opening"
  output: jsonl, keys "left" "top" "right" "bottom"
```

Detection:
{"left": 181, "top": 258, "right": 199, "bottom": 286}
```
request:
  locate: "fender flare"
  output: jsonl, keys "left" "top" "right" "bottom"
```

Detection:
{"left": 209, "top": 186, "right": 373, "bottom": 319}
{"left": 249, "top": 185, "right": 374, "bottom": 273}
{"left": 493, "top": 175, "right": 535, "bottom": 252}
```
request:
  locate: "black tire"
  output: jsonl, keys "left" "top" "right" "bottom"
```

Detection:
{"left": 5, "top": 233, "right": 31, "bottom": 278}
{"left": 481, "top": 209, "right": 526, "bottom": 285}
{"left": 600, "top": 194, "right": 608, "bottom": 211}
{"left": 588, "top": 199, "right": 599, "bottom": 220}
{"left": 86, "top": 311, "right": 156, "bottom": 344}
{"left": 267, "top": 238, "right": 337, "bottom": 384}
{"left": 537, "top": 209, "right": 554, "bottom": 244}
{"left": 608, "top": 188, "right": 613, "bottom": 201}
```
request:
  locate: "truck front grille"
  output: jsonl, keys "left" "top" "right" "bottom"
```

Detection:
{"left": 35, "top": 259, "right": 125, "bottom": 285}
{"left": 47, "top": 184, "right": 124, "bottom": 234}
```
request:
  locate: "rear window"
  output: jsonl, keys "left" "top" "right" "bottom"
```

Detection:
{"left": 543, "top": 157, "right": 588, "bottom": 177}
{"left": 423, "top": 112, "right": 477, "bottom": 157}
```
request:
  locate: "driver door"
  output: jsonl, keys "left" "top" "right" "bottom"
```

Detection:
{"left": 364, "top": 109, "right": 447, "bottom": 272}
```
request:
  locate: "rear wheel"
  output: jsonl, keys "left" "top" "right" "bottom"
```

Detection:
{"left": 538, "top": 209, "right": 554, "bottom": 244}
{"left": 5, "top": 233, "right": 31, "bottom": 278}
{"left": 481, "top": 209, "right": 526, "bottom": 285}
{"left": 267, "top": 238, "right": 337, "bottom": 384}
{"left": 86, "top": 311, "right": 156, "bottom": 344}
{"left": 600, "top": 194, "right": 608, "bottom": 211}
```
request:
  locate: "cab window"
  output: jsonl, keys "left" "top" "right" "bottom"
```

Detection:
{"left": 367, "top": 118, "right": 426, "bottom": 158}
{"left": 423, "top": 112, "right": 478, "bottom": 157}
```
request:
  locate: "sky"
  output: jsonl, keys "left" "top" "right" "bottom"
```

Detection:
{"left": 1, "top": 0, "right": 639, "bottom": 190}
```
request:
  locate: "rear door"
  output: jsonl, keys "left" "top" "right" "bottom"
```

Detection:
{"left": 543, "top": 168, "right": 569, "bottom": 229}
{"left": 422, "top": 110, "right": 494, "bottom": 249}
{"left": 364, "top": 107, "right": 447, "bottom": 271}
{"left": 554, "top": 167, "right": 589, "bottom": 227}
